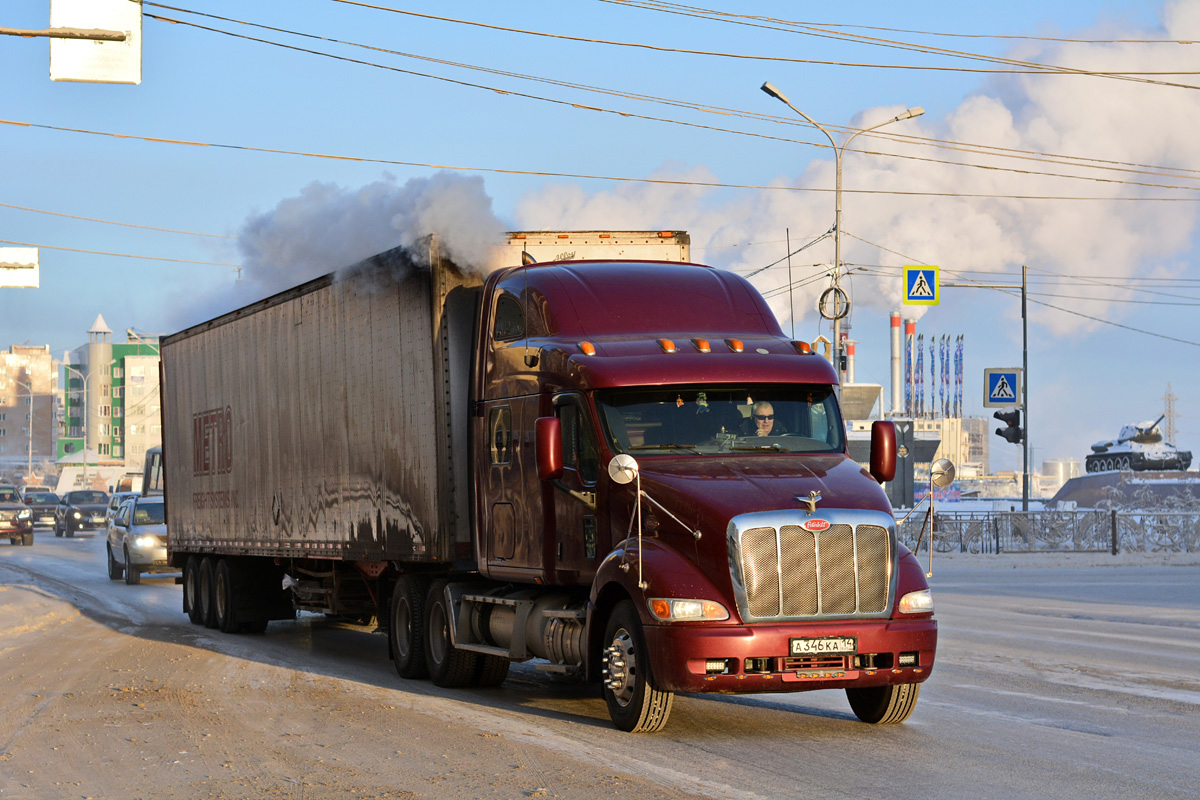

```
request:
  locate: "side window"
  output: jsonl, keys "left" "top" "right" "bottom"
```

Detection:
{"left": 489, "top": 407, "right": 512, "bottom": 465}
{"left": 493, "top": 294, "right": 525, "bottom": 341}
{"left": 556, "top": 395, "right": 599, "bottom": 485}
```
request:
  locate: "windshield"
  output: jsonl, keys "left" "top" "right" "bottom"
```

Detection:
{"left": 132, "top": 501, "right": 165, "bottom": 525}
{"left": 68, "top": 491, "right": 108, "bottom": 504}
{"left": 0, "top": 490, "right": 18, "bottom": 503}
{"left": 595, "top": 385, "right": 844, "bottom": 456}
{"left": 26, "top": 493, "right": 58, "bottom": 503}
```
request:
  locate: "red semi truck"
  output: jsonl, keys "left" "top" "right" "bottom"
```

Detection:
{"left": 157, "top": 231, "right": 936, "bottom": 732}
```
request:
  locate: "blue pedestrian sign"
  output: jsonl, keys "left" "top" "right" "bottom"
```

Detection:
{"left": 903, "top": 265, "right": 939, "bottom": 305}
{"left": 984, "top": 368, "right": 1022, "bottom": 408}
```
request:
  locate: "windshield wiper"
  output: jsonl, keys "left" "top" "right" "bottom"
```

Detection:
{"left": 627, "top": 443, "right": 699, "bottom": 452}
{"left": 729, "top": 443, "right": 785, "bottom": 452}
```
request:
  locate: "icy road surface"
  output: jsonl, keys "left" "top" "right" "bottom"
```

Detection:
{"left": 1, "top": 533, "right": 1198, "bottom": 800}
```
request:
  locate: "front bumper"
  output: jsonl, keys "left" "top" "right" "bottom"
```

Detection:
{"left": 644, "top": 617, "right": 937, "bottom": 694}
{"left": 126, "top": 542, "right": 172, "bottom": 572}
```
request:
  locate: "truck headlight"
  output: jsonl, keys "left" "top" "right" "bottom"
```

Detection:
{"left": 17, "top": 509, "right": 31, "bottom": 519}
{"left": 898, "top": 589, "right": 934, "bottom": 614}
{"left": 134, "top": 536, "right": 156, "bottom": 548}
{"left": 73, "top": 511, "right": 82, "bottom": 519}
{"left": 648, "top": 598, "right": 729, "bottom": 622}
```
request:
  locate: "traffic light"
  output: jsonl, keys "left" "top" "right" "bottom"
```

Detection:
{"left": 994, "top": 409, "right": 1023, "bottom": 444}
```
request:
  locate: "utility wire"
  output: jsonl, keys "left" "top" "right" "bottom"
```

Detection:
{"left": 12, "top": 114, "right": 1200, "bottom": 203}
{"left": 325, "top": 0, "right": 1200, "bottom": 90}
{"left": 0, "top": 201, "right": 234, "bottom": 238}
{"left": 141, "top": 7, "right": 1200, "bottom": 195}
{"left": 0, "top": 238, "right": 240, "bottom": 268}
{"left": 604, "top": 2, "right": 1197, "bottom": 45}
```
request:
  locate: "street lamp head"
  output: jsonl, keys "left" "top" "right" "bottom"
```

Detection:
{"left": 897, "top": 106, "right": 925, "bottom": 121}
{"left": 760, "top": 81, "right": 790, "bottom": 105}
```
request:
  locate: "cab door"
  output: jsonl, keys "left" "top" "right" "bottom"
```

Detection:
{"left": 546, "top": 393, "right": 602, "bottom": 586}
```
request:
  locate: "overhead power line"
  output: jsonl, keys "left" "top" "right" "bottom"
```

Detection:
{"left": 141, "top": 7, "right": 1200, "bottom": 194}
{"left": 322, "top": 0, "right": 1200, "bottom": 90}
{"left": 8, "top": 114, "right": 1200, "bottom": 203}
{"left": 0, "top": 201, "right": 234, "bottom": 238}
{"left": 0, "top": 237, "right": 240, "bottom": 268}
{"left": 602, "top": 1, "right": 1199, "bottom": 46}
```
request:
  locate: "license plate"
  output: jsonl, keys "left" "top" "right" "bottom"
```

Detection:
{"left": 790, "top": 636, "right": 856, "bottom": 656}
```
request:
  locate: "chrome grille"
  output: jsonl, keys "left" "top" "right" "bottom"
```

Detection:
{"left": 729, "top": 512, "right": 895, "bottom": 622}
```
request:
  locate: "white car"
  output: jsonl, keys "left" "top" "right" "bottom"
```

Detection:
{"left": 106, "top": 496, "right": 170, "bottom": 585}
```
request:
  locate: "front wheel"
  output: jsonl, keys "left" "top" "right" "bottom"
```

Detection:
{"left": 424, "top": 580, "right": 478, "bottom": 687}
{"left": 107, "top": 544, "right": 124, "bottom": 580}
{"left": 601, "top": 600, "right": 673, "bottom": 733}
{"left": 123, "top": 548, "right": 141, "bottom": 585}
{"left": 846, "top": 683, "right": 921, "bottom": 724}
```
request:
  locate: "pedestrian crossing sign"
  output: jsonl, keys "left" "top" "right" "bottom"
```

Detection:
{"left": 984, "top": 368, "right": 1022, "bottom": 408}
{"left": 903, "top": 265, "right": 939, "bottom": 305}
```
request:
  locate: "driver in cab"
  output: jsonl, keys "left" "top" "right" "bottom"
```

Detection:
{"left": 743, "top": 401, "right": 787, "bottom": 437}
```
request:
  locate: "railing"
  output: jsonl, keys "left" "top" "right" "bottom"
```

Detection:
{"left": 897, "top": 509, "right": 1200, "bottom": 554}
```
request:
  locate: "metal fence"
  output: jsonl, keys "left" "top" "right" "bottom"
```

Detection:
{"left": 897, "top": 509, "right": 1200, "bottom": 554}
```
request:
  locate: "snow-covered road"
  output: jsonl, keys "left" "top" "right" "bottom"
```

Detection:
{"left": 2, "top": 534, "right": 1197, "bottom": 799}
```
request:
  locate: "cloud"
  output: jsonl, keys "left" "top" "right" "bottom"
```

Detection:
{"left": 512, "top": 3, "right": 1199, "bottom": 341}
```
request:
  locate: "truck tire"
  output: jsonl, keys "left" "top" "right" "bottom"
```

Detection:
{"left": 424, "top": 580, "right": 478, "bottom": 688}
{"left": 123, "top": 548, "right": 141, "bottom": 585}
{"left": 55, "top": 520, "right": 63, "bottom": 537}
{"left": 846, "top": 683, "right": 921, "bottom": 724}
{"left": 214, "top": 559, "right": 238, "bottom": 633}
{"left": 22, "top": 532, "right": 33, "bottom": 546}
{"left": 389, "top": 574, "right": 429, "bottom": 679}
{"left": 601, "top": 600, "right": 673, "bottom": 733}
{"left": 473, "top": 655, "right": 510, "bottom": 687}
{"left": 199, "top": 557, "right": 219, "bottom": 629}
{"left": 184, "top": 556, "right": 203, "bottom": 623}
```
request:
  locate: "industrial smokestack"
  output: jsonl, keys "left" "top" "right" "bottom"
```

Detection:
{"left": 905, "top": 319, "right": 916, "bottom": 418}
{"left": 890, "top": 311, "right": 902, "bottom": 415}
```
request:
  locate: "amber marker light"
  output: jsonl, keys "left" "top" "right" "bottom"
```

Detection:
{"left": 724, "top": 338, "right": 744, "bottom": 353}
{"left": 657, "top": 338, "right": 677, "bottom": 353}
{"left": 791, "top": 340, "right": 813, "bottom": 354}
{"left": 691, "top": 338, "right": 711, "bottom": 353}
{"left": 578, "top": 341, "right": 596, "bottom": 356}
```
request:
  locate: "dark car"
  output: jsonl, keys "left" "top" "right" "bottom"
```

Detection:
{"left": 22, "top": 490, "right": 60, "bottom": 528}
{"left": 55, "top": 490, "right": 110, "bottom": 537}
{"left": 1, "top": 486, "right": 34, "bottom": 546}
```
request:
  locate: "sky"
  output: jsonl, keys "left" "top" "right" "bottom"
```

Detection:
{"left": 3, "top": 0, "right": 1199, "bottom": 474}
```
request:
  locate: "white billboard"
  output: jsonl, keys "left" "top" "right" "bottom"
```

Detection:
{"left": 50, "top": 0, "right": 142, "bottom": 85}
{"left": 0, "top": 248, "right": 39, "bottom": 289}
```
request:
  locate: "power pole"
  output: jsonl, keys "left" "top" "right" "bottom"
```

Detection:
{"left": 1163, "top": 383, "right": 1179, "bottom": 444}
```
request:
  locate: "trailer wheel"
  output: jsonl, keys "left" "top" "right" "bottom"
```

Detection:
{"left": 123, "top": 548, "right": 141, "bottom": 585}
{"left": 473, "top": 655, "right": 510, "bottom": 687}
{"left": 184, "top": 556, "right": 203, "bottom": 623}
{"left": 602, "top": 600, "right": 673, "bottom": 733}
{"left": 214, "top": 559, "right": 240, "bottom": 633}
{"left": 198, "top": 557, "right": 219, "bottom": 628}
{"left": 846, "top": 683, "right": 921, "bottom": 724}
{"left": 389, "top": 574, "right": 429, "bottom": 679}
{"left": 424, "top": 580, "right": 478, "bottom": 688}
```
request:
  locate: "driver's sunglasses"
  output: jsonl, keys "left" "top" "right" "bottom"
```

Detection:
{"left": 753, "top": 414, "right": 774, "bottom": 421}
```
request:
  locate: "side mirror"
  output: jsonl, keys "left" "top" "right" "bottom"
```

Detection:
{"left": 869, "top": 420, "right": 897, "bottom": 484}
{"left": 535, "top": 416, "right": 563, "bottom": 481}
{"left": 930, "top": 458, "right": 956, "bottom": 488}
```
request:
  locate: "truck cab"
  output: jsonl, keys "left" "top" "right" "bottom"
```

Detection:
{"left": 451, "top": 258, "right": 934, "bottom": 731}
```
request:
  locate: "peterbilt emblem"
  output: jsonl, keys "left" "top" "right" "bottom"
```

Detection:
{"left": 796, "top": 490, "right": 822, "bottom": 514}
{"left": 802, "top": 519, "right": 830, "bottom": 531}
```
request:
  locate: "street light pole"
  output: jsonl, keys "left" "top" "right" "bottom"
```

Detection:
{"left": 18, "top": 380, "right": 33, "bottom": 478}
{"left": 63, "top": 365, "right": 90, "bottom": 484}
{"left": 760, "top": 82, "right": 924, "bottom": 391}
